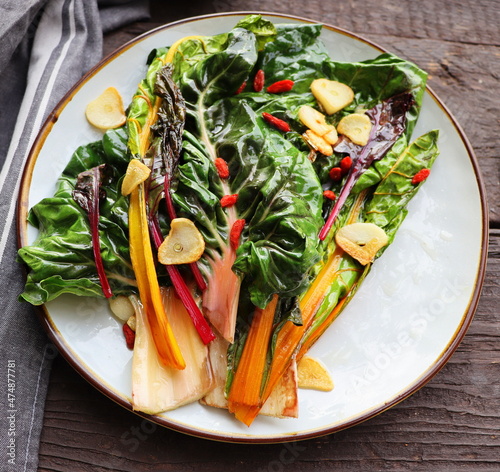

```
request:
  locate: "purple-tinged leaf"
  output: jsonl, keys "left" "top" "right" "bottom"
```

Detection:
{"left": 319, "top": 93, "right": 415, "bottom": 240}
{"left": 72, "top": 164, "right": 113, "bottom": 298}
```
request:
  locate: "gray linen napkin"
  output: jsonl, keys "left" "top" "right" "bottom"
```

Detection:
{"left": 0, "top": 1, "right": 148, "bottom": 470}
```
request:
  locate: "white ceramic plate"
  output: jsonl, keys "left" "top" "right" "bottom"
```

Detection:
{"left": 18, "top": 13, "right": 488, "bottom": 443}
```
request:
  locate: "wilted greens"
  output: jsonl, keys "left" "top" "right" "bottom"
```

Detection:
{"left": 17, "top": 15, "right": 439, "bottom": 423}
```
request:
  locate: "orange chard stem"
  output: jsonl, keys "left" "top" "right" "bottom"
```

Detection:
{"left": 241, "top": 248, "right": 345, "bottom": 426}
{"left": 259, "top": 192, "right": 368, "bottom": 404}
{"left": 266, "top": 248, "right": 344, "bottom": 388}
{"left": 296, "top": 295, "right": 350, "bottom": 361}
{"left": 227, "top": 294, "right": 279, "bottom": 426}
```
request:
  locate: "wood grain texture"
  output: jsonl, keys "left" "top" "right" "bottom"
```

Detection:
{"left": 38, "top": 1, "right": 500, "bottom": 470}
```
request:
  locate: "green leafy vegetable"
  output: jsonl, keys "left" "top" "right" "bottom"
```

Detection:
{"left": 234, "top": 14, "right": 277, "bottom": 50}
{"left": 18, "top": 130, "right": 135, "bottom": 304}
{"left": 319, "top": 92, "right": 415, "bottom": 239}
{"left": 17, "top": 15, "right": 440, "bottom": 425}
{"left": 365, "top": 129, "right": 440, "bottom": 227}
{"left": 168, "top": 25, "right": 324, "bottom": 340}
{"left": 72, "top": 164, "right": 114, "bottom": 298}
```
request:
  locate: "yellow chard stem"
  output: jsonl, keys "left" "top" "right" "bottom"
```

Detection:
{"left": 126, "top": 36, "right": 202, "bottom": 369}
{"left": 138, "top": 96, "right": 161, "bottom": 158}
{"left": 129, "top": 186, "right": 185, "bottom": 369}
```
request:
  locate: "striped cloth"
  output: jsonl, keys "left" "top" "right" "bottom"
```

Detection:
{"left": 0, "top": 1, "right": 148, "bottom": 470}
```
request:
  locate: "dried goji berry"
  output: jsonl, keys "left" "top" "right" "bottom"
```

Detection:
{"left": 329, "top": 167, "right": 342, "bottom": 182}
{"left": 253, "top": 69, "right": 265, "bottom": 92}
{"left": 215, "top": 157, "right": 230, "bottom": 179}
{"left": 340, "top": 156, "right": 352, "bottom": 175}
{"left": 262, "top": 112, "right": 291, "bottom": 133}
{"left": 235, "top": 81, "right": 247, "bottom": 95}
{"left": 323, "top": 190, "right": 337, "bottom": 201}
{"left": 411, "top": 168, "right": 431, "bottom": 185}
{"left": 123, "top": 323, "right": 135, "bottom": 350}
{"left": 220, "top": 194, "right": 238, "bottom": 208}
{"left": 230, "top": 219, "right": 246, "bottom": 250}
{"left": 267, "top": 79, "right": 294, "bottom": 93}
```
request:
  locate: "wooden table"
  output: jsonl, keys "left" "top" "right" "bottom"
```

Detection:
{"left": 38, "top": 1, "right": 500, "bottom": 470}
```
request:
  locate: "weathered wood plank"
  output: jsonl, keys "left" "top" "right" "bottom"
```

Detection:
{"left": 145, "top": 0, "right": 499, "bottom": 46}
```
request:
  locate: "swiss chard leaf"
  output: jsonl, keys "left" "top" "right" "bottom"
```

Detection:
{"left": 72, "top": 164, "right": 114, "bottom": 298}
{"left": 322, "top": 53, "right": 427, "bottom": 137}
{"left": 169, "top": 23, "right": 327, "bottom": 309}
{"left": 235, "top": 14, "right": 277, "bottom": 51}
{"left": 319, "top": 93, "right": 415, "bottom": 240}
{"left": 174, "top": 97, "right": 324, "bottom": 308}
{"left": 149, "top": 63, "right": 186, "bottom": 218}
{"left": 18, "top": 132, "right": 135, "bottom": 305}
{"left": 172, "top": 28, "right": 258, "bottom": 103}
{"left": 226, "top": 108, "right": 324, "bottom": 303}
{"left": 365, "top": 129, "right": 440, "bottom": 229}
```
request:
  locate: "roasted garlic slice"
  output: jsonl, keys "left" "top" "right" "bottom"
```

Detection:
{"left": 337, "top": 113, "right": 372, "bottom": 146}
{"left": 109, "top": 295, "right": 135, "bottom": 322}
{"left": 335, "top": 222, "right": 388, "bottom": 265}
{"left": 302, "top": 129, "right": 333, "bottom": 156}
{"left": 297, "top": 356, "right": 334, "bottom": 392}
{"left": 158, "top": 218, "right": 205, "bottom": 265}
{"left": 298, "top": 105, "right": 335, "bottom": 136}
{"left": 85, "top": 87, "right": 126, "bottom": 130}
{"left": 121, "top": 159, "right": 151, "bottom": 196}
{"left": 310, "top": 79, "right": 354, "bottom": 115}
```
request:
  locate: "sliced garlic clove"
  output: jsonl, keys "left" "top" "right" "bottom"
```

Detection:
{"left": 302, "top": 129, "right": 333, "bottom": 156}
{"left": 297, "top": 356, "right": 334, "bottom": 392}
{"left": 335, "top": 222, "right": 388, "bottom": 265}
{"left": 121, "top": 159, "right": 151, "bottom": 196}
{"left": 126, "top": 315, "right": 136, "bottom": 332}
{"left": 158, "top": 218, "right": 205, "bottom": 265}
{"left": 298, "top": 105, "right": 335, "bottom": 137}
{"left": 109, "top": 295, "right": 136, "bottom": 322}
{"left": 322, "top": 127, "right": 339, "bottom": 145}
{"left": 85, "top": 87, "right": 126, "bottom": 130}
{"left": 310, "top": 79, "right": 354, "bottom": 115}
{"left": 337, "top": 113, "right": 372, "bottom": 146}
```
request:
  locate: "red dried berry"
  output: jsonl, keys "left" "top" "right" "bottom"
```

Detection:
{"left": 235, "top": 81, "right": 247, "bottom": 95}
{"left": 230, "top": 219, "right": 246, "bottom": 250}
{"left": 323, "top": 190, "right": 337, "bottom": 201}
{"left": 214, "top": 157, "right": 230, "bottom": 179}
{"left": 329, "top": 167, "right": 342, "bottom": 182}
{"left": 253, "top": 69, "right": 265, "bottom": 92}
{"left": 262, "top": 112, "right": 291, "bottom": 133}
{"left": 220, "top": 194, "right": 238, "bottom": 208}
{"left": 411, "top": 168, "right": 431, "bottom": 185}
{"left": 267, "top": 79, "right": 294, "bottom": 93}
{"left": 340, "top": 156, "right": 352, "bottom": 175}
{"left": 123, "top": 323, "right": 135, "bottom": 350}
